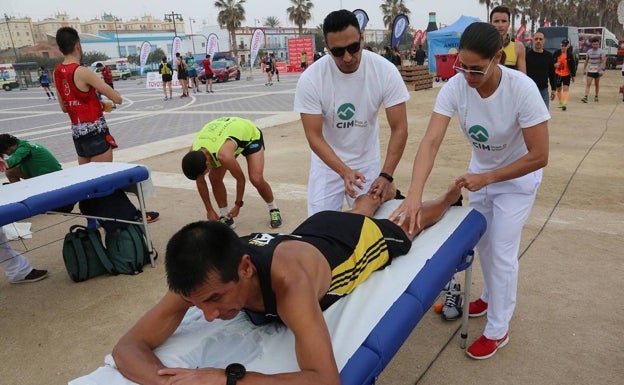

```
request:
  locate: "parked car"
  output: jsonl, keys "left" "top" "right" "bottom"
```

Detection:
{"left": 199, "top": 60, "right": 241, "bottom": 83}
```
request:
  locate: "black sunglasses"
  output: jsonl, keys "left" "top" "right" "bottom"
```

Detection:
{"left": 329, "top": 41, "right": 361, "bottom": 57}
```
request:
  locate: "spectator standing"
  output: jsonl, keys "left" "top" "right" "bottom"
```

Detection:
{"left": 581, "top": 37, "right": 606, "bottom": 103}
{"left": 294, "top": 9, "right": 409, "bottom": 215}
{"left": 175, "top": 52, "right": 189, "bottom": 98}
{"left": 202, "top": 55, "right": 214, "bottom": 93}
{"left": 54, "top": 27, "right": 122, "bottom": 164}
{"left": 38, "top": 66, "right": 56, "bottom": 100}
{"left": 159, "top": 57, "right": 173, "bottom": 100}
{"left": 390, "top": 22, "right": 549, "bottom": 360}
{"left": 490, "top": 5, "right": 526, "bottom": 73}
{"left": 96, "top": 63, "right": 117, "bottom": 108}
{"left": 181, "top": 117, "right": 283, "bottom": 229}
{"left": 553, "top": 39, "right": 577, "bottom": 111}
{"left": 263, "top": 53, "right": 274, "bottom": 86}
{"left": 300, "top": 51, "right": 308, "bottom": 70}
{"left": 270, "top": 53, "right": 280, "bottom": 82}
{"left": 414, "top": 45, "right": 427, "bottom": 66}
{"left": 525, "top": 32, "right": 556, "bottom": 108}
{"left": 186, "top": 51, "right": 201, "bottom": 93}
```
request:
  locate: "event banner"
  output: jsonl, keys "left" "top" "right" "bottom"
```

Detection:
{"left": 287, "top": 37, "right": 314, "bottom": 67}
{"left": 353, "top": 9, "right": 369, "bottom": 32}
{"left": 391, "top": 14, "right": 410, "bottom": 49}
{"left": 139, "top": 41, "right": 151, "bottom": 75}
{"left": 145, "top": 72, "right": 181, "bottom": 89}
{"left": 206, "top": 33, "right": 219, "bottom": 57}
{"left": 171, "top": 36, "right": 182, "bottom": 64}
{"left": 411, "top": 30, "right": 423, "bottom": 51}
{"left": 249, "top": 28, "right": 265, "bottom": 68}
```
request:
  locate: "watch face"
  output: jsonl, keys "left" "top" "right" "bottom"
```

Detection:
{"left": 226, "top": 363, "right": 246, "bottom": 379}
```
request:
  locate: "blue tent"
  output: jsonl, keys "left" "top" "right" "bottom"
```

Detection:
{"left": 426, "top": 15, "right": 481, "bottom": 74}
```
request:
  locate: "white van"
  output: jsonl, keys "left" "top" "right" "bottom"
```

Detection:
{"left": 91, "top": 58, "right": 132, "bottom": 80}
{"left": 0, "top": 63, "right": 19, "bottom": 91}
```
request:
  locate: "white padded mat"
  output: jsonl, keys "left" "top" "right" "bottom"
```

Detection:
{"left": 69, "top": 203, "right": 472, "bottom": 385}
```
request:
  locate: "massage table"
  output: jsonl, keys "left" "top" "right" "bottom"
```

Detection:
{"left": 0, "top": 162, "right": 157, "bottom": 266}
{"left": 68, "top": 201, "right": 486, "bottom": 385}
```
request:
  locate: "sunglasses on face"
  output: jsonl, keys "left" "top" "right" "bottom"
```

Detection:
{"left": 329, "top": 41, "right": 361, "bottom": 57}
{"left": 453, "top": 56, "right": 496, "bottom": 77}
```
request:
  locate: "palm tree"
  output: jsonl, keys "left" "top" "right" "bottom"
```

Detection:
{"left": 379, "top": 0, "right": 411, "bottom": 31}
{"left": 214, "top": 0, "right": 247, "bottom": 63}
{"left": 264, "top": 16, "right": 280, "bottom": 27}
{"left": 286, "top": 0, "right": 313, "bottom": 36}
{"left": 479, "top": 0, "right": 494, "bottom": 21}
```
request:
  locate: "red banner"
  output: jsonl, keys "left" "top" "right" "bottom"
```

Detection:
{"left": 287, "top": 37, "right": 314, "bottom": 67}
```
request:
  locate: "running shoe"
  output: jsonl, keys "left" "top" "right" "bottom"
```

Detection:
{"left": 270, "top": 209, "right": 282, "bottom": 228}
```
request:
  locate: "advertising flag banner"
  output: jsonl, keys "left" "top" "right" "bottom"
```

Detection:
{"left": 515, "top": 24, "right": 527, "bottom": 42}
{"left": 353, "top": 9, "right": 369, "bottom": 32}
{"left": 411, "top": 30, "right": 423, "bottom": 51}
{"left": 172, "top": 36, "right": 182, "bottom": 69}
{"left": 420, "top": 31, "right": 428, "bottom": 46}
{"left": 206, "top": 33, "right": 219, "bottom": 57}
{"left": 249, "top": 28, "right": 265, "bottom": 68}
{"left": 139, "top": 41, "right": 151, "bottom": 75}
{"left": 391, "top": 14, "right": 410, "bottom": 48}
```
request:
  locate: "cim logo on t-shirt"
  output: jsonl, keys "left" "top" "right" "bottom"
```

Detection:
{"left": 337, "top": 103, "right": 355, "bottom": 120}
{"left": 468, "top": 125, "right": 506, "bottom": 151}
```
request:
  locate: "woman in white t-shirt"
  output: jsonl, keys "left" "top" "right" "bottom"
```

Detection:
{"left": 390, "top": 22, "right": 550, "bottom": 360}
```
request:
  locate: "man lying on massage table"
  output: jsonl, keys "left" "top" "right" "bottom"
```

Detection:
{"left": 112, "top": 183, "right": 462, "bottom": 385}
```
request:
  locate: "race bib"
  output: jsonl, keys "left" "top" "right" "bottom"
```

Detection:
{"left": 588, "top": 64, "right": 599, "bottom": 73}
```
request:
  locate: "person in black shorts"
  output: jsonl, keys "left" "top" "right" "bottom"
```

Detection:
{"left": 175, "top": 52, "right": 189, "bottom": 97}
{"left": 159, "top": 56, "right": 173, "bottom": 100}
{"left": 111, "top": 181, "right": 463, "bottom": 385}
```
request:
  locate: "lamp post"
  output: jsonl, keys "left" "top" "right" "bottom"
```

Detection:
{"left": 188, "top": 33, "right": 208, "bottom": 53}
{"left": 113, "top": 17, "right": 121, "bottom": 57}
{"left": 3, "top": 13, "right": 19, "bottom": 62}
{"left": 189, "top": 18, "right": 196, "bottom": 54}
{"left": 164, "top": 12, "right": 183, "bottom": 37}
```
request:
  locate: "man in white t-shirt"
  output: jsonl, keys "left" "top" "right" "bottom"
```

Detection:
{"left": 581, "top": 37, "right": 606, "bottom": 103}
{"left": 294, "top": 9, "right": 410, "bottom": 215}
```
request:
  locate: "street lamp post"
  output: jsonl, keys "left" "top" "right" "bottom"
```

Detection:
{"left": 113, "top": 17, "right": 121, "bottom": 57}
{"left": 3, "top": 13, "right": 19, "bottom": 62}
{"left": 189, "top": 18, "right": 196, "bottom": 54}
{"left": 164, "top": 12, "right": 183, "bottom": 37}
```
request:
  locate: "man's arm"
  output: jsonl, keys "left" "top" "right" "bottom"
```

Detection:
{"left": 196, "top": 174, "right": 219, "bottom": 220}
{"left": 112, "top": 291, "right": 191, "bottom": 385}
{"left": 3, "top": 144, "right": 30, "bottom": 169}
{"left": 301, "top": 113, "right": 365, "bottom": 198}
{"left": 515, "top": 40, "right": 527, "bottom": 74}
{"left": 218, "top": 140, "right": 246, "bottom": 218}
{"left": 367, "top": 102, "right": 408, "bottom": 200}
{"left": 75, "top": 66, "right": 122, "bottom": 104}
{"left": 0, "top": 158, "right": 7, "bottom": 172}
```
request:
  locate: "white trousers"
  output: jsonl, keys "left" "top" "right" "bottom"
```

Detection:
{"left": 307, "top": 163, "right": 379, "bottom": 216}
{"left": 0, "top": 230, "right": 33, "bottom": 282}
{"left": 469, "top": 170, "right": 541, "bottom": 339}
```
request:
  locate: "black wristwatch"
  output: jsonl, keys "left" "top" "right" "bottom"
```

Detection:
{"left": 235, "top": 200, "right": 244, "bottom": 208}
{"left": 225, "top": 363, "right": 246, "bottom": 385}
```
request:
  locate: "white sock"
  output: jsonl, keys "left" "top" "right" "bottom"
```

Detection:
{"left": 219, "top": 207, "right": 229, "bottom": 217}
{"left": 267, "top": 202, "right": 278, "bottom": 210}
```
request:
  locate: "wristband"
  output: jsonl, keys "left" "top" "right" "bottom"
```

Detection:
{"left": 235, "top": 200, "right": 244, "bottom": 207}
{"left": 379, "top": 172, "right": 393, "bottom": 183}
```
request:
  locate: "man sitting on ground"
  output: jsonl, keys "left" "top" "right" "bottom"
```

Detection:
{"left": 111, "top": 181, "right": 463, "bottom": 385}
{"left": 0, "top": 134, "right": 61, "bottom": 182}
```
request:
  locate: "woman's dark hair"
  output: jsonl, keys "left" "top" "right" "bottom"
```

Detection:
{"left": 162, "top": 56, "right": 167, "bottom": 63}
{"left": 459, "top": 22, "right": 503, "bottom": 59}
{"left": 489, "top": 5, "right": 511, "bottom": 22}
{"left": 323, "top": 9, "right": 360, "bottom": 39}
{"left": 55, "top": 27, "right": 80, "bottom": 55}
{"left": 165, "top": 221, "right": 246, "bottom": 296}
{"left": 0, "top": 133, "right": 18, "bottom": 155}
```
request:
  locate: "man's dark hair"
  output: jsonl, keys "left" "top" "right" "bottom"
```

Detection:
{"left": 489, "top": 5, "right": 511, "bottom": 22}
{"left": 165, "top": 221, "right": 246, "bottom": 296}
{"left": 56, "top": 27, "right": 80, "bottom": 55}
{"left": 459, "top": 22, "right": 503, "bottom": 60}
{"left": 96, "top": 63, "right": 103, "bottom": 68}
{"left": 0, "top": 134, "right": 18, "bottom": 155}
{"left": 591, "top": 37, "right": 600, "bottom": 44}
{"left": 162, "top": 56, "right": 167, "bottom": 63}
{"left": 181, "top": 150, "right": 207, "bottom": 180}
{"left": 323, "top": 9, "right": 360, "bottom": 39}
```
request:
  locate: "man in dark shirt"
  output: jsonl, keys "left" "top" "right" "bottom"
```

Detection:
{"left": 525, "top": 32, "right": 556, "bottom": 108}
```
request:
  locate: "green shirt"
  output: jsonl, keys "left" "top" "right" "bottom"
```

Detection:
{"left": 5, "top": 139, "right": 62, "bottom": 178}
{"left": 192, "top": 117, "right": 261, "bottom": 167}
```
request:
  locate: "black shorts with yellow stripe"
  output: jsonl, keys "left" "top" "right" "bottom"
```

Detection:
{"left": 292, "top": 211, "right": 412, "bottom": 310}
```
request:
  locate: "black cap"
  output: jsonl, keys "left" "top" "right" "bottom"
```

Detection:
{"left": 181, "top": 151, "right": 208, "bottom": 180}
{"left": 561, "top": 39, "right": 569, "bottom": 45}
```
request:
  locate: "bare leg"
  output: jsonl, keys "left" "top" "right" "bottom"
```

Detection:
{"left": 349, "top": 184, "right": 398, "bottom": 217}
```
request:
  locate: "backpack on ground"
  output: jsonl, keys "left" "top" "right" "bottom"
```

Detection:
{"left": 105, "top": 223, "right": 152, "bottom": 275}
{"left": 62, "top": 225, "right": 117, "bottom": 282}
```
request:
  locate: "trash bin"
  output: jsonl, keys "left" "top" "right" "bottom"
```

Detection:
{"left": 434, "top": 53, "right": 458, "bottom": 81}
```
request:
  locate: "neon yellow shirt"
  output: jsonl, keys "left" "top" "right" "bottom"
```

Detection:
{"left": 192, "top": 117, "right": 261, "bottom": 167}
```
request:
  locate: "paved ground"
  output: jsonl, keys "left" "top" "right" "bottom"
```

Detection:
{"left": 1, "top": 69, "right": 622, "bottom": 385}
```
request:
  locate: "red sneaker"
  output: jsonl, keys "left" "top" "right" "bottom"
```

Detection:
{"left": 466, "top": 334, "right": 509, "bottom": 360}
{"left": 469, "top": 298, "right": 488, "bottom": 317}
